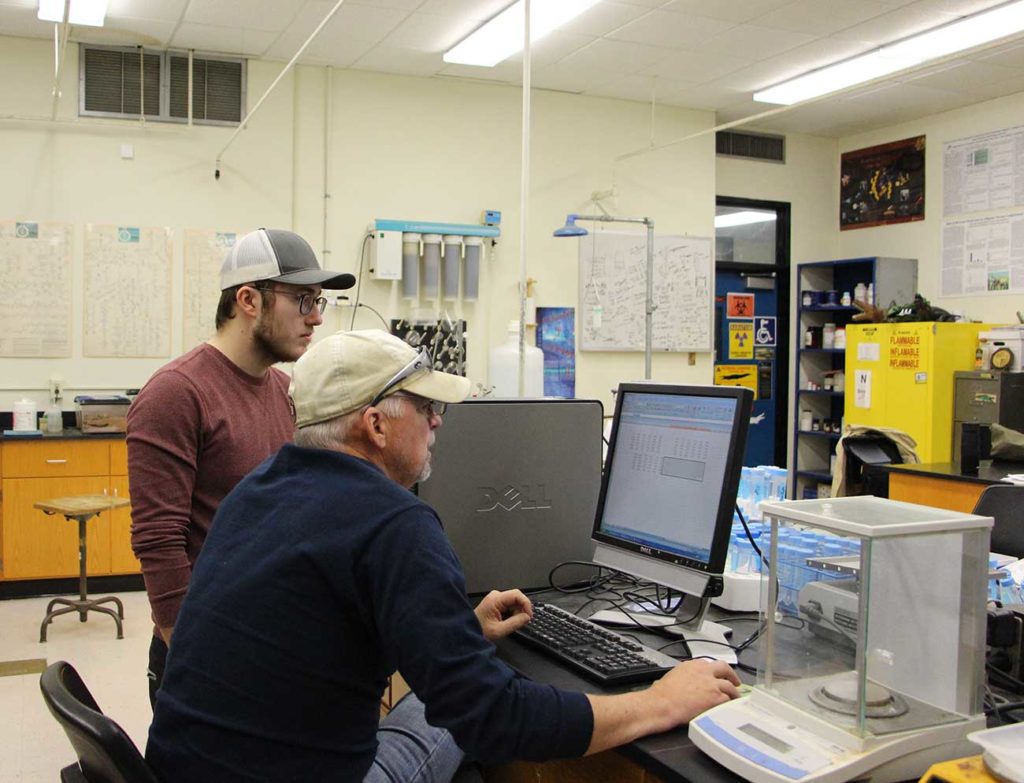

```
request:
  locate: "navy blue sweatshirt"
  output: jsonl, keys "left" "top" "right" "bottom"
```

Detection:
{"left": 147, "top": 445, "right": 593, "bottom": 781}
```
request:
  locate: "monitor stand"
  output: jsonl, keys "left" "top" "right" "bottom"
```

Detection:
{"left": 588, "top": 592, "right": 737, "bottom": 663}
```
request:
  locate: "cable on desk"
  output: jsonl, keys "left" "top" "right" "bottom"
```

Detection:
{"left": 736, "top": 503, "right": 768, "bottom": 569}
{"left": 987, "top": 662, "right": 1024, "bottom": 691}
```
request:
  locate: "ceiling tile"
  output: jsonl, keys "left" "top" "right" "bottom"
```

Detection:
{"left": 589, "top": 72, "right": 695, "bottom": 102}
{"left": 569, "top": 1, "right": 651, "bottom": 37}
{"left": 692, "top": 24, "right": 815, "bottom": 60}
{"left": 754, "top": 0, "right": 891, "bottom": 37}
{"left": 351, "top": 46, "right": 445, "bottom": 76}
{"left": 169, "top": 22, "right": 278, "bottom": 56}
{"left": 552, "top": 37, "right": 668, "bottom": 76}
{"left": 531, "top": 61, "right": 606, "bottom": 94}
{"left": 262, "top": 1, "right": 408, "bottom": 63}
{"left": 89, "top": 16, "right": 179, "bottom": 47}
{"left": 184, "top": 0, "right": 304, "bottom": 31}
{"left": 346, "top": 0, "right": 427, "bottom": 9}
{"left": 636, "top": 48, "right": 752, "bottom": 84}
{"left": 899, "top": 59, "right": 1024, "bottom": 96}
{"left": 381, "top": 11, "right": 481, "bottom": 51}
{"left": 975, "top": 39, "right": 1024, "bottom": 69}
{"left": 661, "top": 81, "right": 748, "bottom": 109}
{"left": 739, "top": 36, "right": 877, "bottom": 89}
{"left": 910, "top": 0, "right": 1009, "bottom": 15}
{"left": 831, "top": 5, "right": 960, "bottom": 46}
{"left": 616, "top": 0, "right": 677, "bottom": 8}
{"left": 608, "top": 10, "right": 736, "bottom": 49}
{"left": 504, "top": 30, "right": 598, "bottom": 68}
{"left": 0, "top": 5, "right": 54, "bottom": 38}
{"left": 106, "top": 0, "right": 190, "bottom": 23}
{"left": 416, "top": 0, "right": 515, "bottom": 20}
{"left": 437, "top": 60, "right": 521, "bottom": 82}
{"left": 662, "top": 0, "right": 797, "bottom": 23}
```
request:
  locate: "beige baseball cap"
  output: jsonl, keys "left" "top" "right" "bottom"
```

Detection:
{"left": 290, "top": 329, "right": 471, "bottom": 427}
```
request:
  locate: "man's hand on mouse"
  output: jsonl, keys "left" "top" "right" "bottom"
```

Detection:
{"left": 475, "top": 589, "right": 533, "bottom": 641}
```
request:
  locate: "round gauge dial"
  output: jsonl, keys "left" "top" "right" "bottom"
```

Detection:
{"left": 990, "top": 346, "right": 1014, "bottom": 370}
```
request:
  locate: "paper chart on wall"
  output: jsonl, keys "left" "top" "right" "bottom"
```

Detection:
{"left": 940, "top": 211, "right": 1024, "bottom": 296}
{"left": 944, "top": 125, "right": 1024, "bottom": 216}
{"left": 183, "top": 229, "right": 241, "bottom": 348}
{"left": 578, "top": 231, "right": 712, "bottom": 352}
{"left": 83, "top": 224, "right": 172, "bottom": 357}
{"left": 0, "top": 221, "right": 73, "bottom": 357}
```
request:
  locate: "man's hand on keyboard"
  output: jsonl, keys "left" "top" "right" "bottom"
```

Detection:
{"left": 475, "top": 589, "right": 533, "bottom": 641}
{"left": 650, "top": 659, "right": 741, "bottom": 726}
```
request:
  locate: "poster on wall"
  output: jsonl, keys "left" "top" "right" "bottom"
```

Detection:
{"left": 840, "top": 136, "right": 926, "bottom": 230}
{"left": 536, "top": 307, "right": 575, "bottom": 397}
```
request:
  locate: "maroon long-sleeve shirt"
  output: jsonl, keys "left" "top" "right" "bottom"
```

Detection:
{"left": 127, "top": 343, "right": 294, "bottom": 630}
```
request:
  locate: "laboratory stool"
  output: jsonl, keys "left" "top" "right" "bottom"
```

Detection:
{"left": 36, "top": 494, "right": 131, "bottom": 643}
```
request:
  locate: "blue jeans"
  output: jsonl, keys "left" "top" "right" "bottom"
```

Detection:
{"left": 364, "top": 693, "right": 466, "bottom": 783}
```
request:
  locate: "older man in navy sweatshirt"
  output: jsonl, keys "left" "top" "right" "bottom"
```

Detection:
{"left": 146, "top": 329, "right": 740, "bottom": 782}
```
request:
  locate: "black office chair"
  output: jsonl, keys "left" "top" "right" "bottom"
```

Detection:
{"left": 842, "top": 433, "right": 904, "bottom": 497}
{"left": 973, "top": 484, "right": 1024, "bottom": 559}
{"left": 39, "top": 661, "right": 159, "bottom": 783}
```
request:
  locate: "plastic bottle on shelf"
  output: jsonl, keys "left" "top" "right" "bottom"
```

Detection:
{"left": 45, "top": 397, "right": 63, "bottom": 433}
{"left": 853, "top": 282, "right": 867, "bottom": 304}
{"left": 867, "top": 283, "right": 874, "bottom": 305}
{"left": 488, "top": 320, "right": 543, "bottom": 397}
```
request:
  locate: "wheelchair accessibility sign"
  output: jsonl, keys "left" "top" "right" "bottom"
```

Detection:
{"left": 754, "top": 317, "right": 776, "bottom": 347}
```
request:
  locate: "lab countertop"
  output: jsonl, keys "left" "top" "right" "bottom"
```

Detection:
{"left": 884, "top": 460, "right": 1024, "bottom": 485}
{"left": 1, "top": 429, "right": 126, "bottom": 440}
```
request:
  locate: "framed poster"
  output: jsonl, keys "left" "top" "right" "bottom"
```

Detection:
{"left": 840, "top": 136, "right": 925, "bottom": 230}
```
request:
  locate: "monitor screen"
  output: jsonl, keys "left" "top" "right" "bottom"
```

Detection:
{"left": 592, "top": 383, "right": 753, "bottom": 594}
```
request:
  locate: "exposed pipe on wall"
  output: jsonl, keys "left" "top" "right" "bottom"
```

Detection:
{"left": 215, "top": 0, "right": 347, "bottom": 179}
{"left": 323, "top": 66, "right": 332, "bottom": 265}
{"left": 517, "top": 0, "right": 531, "bottom": 397}
{"left": 49, "top": 1, "right": 72, "bottom": 121}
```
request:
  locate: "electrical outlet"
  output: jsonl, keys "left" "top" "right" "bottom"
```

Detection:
{"left": 49, "top": 376, "right": 63, "bottom": 402}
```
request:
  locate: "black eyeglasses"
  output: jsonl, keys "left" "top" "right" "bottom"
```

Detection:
{"left": 254, "top": 286, "right": 327, "bottom": 316}
{"left": 369, "top": 347, "right": 433, "bottom": 408}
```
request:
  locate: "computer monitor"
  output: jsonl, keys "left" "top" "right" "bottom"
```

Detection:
{"left": 592, "top": 383, "right": 753, "bottom": 628}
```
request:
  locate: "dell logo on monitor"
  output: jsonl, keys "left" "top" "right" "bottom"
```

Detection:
{"left": 476, "top": 485, "right": 553, "bottom": 512}
{"left": 639, "top": 546, "right": 653, "bottom": 555}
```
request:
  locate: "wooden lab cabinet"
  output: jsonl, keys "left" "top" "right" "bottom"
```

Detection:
{"left": 0, "top": 437, "right": 138, "bottom": 580}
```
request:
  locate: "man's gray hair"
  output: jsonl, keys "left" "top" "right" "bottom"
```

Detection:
{"left": 293, "top": 395, "right": 405, "bottom": 450}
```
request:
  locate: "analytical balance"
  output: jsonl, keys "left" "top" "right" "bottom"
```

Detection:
{"left": 690, "top": 496, "right": 992, "bottom": 783}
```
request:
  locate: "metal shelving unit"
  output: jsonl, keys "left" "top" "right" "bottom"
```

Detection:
{"left": 792, "top": 257, "right": 917, "bottom": 499}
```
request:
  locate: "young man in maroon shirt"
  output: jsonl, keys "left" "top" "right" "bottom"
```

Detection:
{"left": 127, "top": 228, "right": 354, "bottom": 706}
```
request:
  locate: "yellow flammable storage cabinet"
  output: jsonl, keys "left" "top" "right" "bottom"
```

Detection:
{"left": 844, "top": 322, "right": 991, "bottom": 462}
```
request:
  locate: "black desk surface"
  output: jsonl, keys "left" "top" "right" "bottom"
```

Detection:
{"left": 884, "top": 460, "right": 1024, "bottom": 485}
{"left": 494, "top": 598, "right": 764, "bottom": 783}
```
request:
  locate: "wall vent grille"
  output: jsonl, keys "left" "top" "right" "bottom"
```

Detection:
{"left": 716, "top": 131, "right": 785, "bottom": 163}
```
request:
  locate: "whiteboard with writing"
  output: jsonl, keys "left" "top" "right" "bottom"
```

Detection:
{"left": 183, "top": 228, "right": 242, "bottom": 348}
{"left": 83, "top": 224, "right": 172, "bottom": 357}
{"left": 0, "top": 221, "right": 73, "bottom": 357}
{"left": 578, "top": 231, "right": 712, "bottom": 352}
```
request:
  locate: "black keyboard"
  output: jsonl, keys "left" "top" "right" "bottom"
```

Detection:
{"left": 514, "top": 603, "right": 680, "bottom": 686}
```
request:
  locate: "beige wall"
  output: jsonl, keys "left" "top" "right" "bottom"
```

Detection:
{"left": 838, "top": 90, "right": 1024, "bottom": 326}
{"left": 0, "top": 35, "right": 716, "bottom": 413}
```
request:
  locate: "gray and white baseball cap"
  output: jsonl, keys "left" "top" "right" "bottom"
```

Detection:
{"left": 219, "top": 228, "right": 356, "bottom": 291}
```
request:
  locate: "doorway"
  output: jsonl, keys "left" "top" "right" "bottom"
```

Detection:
{"left": 714, "top": 196, "right": 791, "bottom": 467}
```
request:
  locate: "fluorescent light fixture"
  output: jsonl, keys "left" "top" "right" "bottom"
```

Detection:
{"left": 38, "top": 0, "right": 107, "bottom": 26}
{"left": 755, "top": 0, "right": 1024, "bottom": 105}
{"left": 444, "top": 0, "right": 601, "bottom": 67}
{"left": 715, "top": 211, "right": 777, "bottom": 229}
